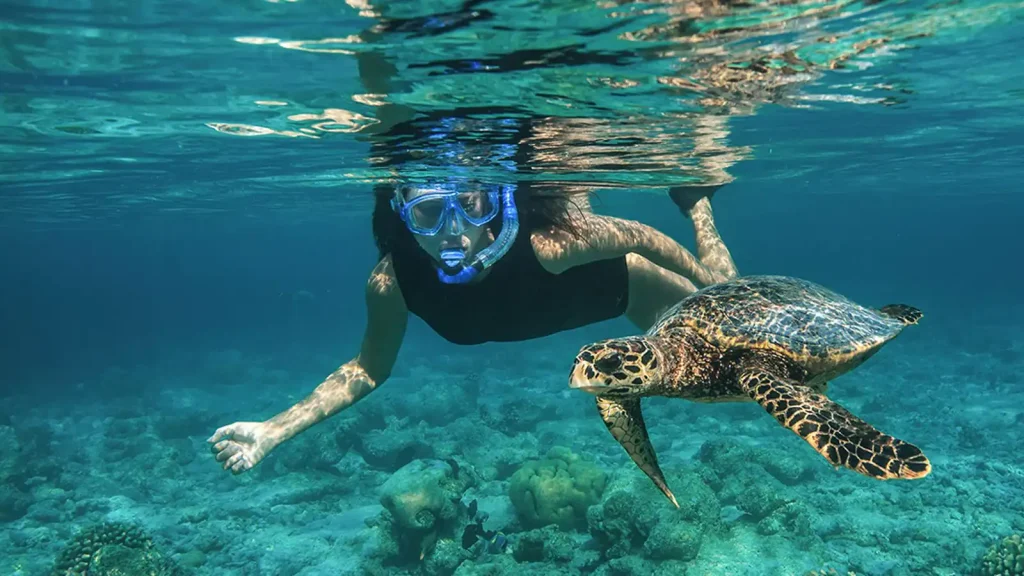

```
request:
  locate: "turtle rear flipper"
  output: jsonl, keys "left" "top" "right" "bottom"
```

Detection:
{"left": 879, "top": 304, "right": 923, "bottom": 325}
{"left": 738, "top": 368, "right": 931, "bottom": 480}
{"left": 596, "top": 397, "right": 679, "bottom": 508}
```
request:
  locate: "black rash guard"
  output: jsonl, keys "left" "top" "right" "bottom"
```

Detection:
{"left": 390, "top": 228, "right": 629, "bottom": 345}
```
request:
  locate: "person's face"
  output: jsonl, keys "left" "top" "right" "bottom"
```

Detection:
{"left": 401, "top": 187, "right": 495, "bottom": 265}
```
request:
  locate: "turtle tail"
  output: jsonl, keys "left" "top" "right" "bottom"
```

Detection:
{"left": 879, "top": 304, "right": 923, "bottom": 325}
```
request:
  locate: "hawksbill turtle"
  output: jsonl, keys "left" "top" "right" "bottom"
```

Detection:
{"left": 568, "top": 275, "right": 931, "bottom": 507}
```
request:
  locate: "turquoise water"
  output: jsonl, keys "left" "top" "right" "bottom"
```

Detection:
{"left": 1, "top": 0, "right": 1023, "bottom": 574}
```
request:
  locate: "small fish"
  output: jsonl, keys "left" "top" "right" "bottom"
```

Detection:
{"left": 461, "top": 521, "right": 508, "bottom": 553}
{"left": 467, "top": 499, "right": 478, "bottom": 519}
{"left": 420, "top": 530, "right": 438, "bottom": 561}
{"left": 445, "top": 457, "right": 460, "bottom": 479}
{"left": 461, "top": 523, "right": 483, "bottom": 550}
{"left": 485, "top": 532, "right": 508, "bottom": 554}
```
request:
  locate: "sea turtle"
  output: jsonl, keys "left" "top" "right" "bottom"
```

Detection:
{"left": 568, "top": 275, "right": 931, "bottom": 507}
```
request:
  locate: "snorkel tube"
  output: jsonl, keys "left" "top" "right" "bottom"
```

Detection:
{"left": 436, "top": 184, "right": 519, "bottom": 284}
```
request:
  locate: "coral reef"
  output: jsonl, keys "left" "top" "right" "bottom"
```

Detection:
{"left": 977, "top": 534, "right": 1024, "bottom": 576}
{"left": 586, "top": 467, "right": 720, "bottom": 562}
{"left": 509, "top": 524, "right": 603, "bottom": 572}
{"left": 87, "top": 545, "right": 180, "bottom": 576}
{"left": 696, "top": 437, "right": 817, "bottom": 542}
{"left": 358, "top": 417, "right": 436, "bottom": 471}
{"left": 2, "top": 326, "right": 1023, "bottom": 576}
{"left": 479, "top": 396, "right": 559, "bottom": 437}
{"left": 508, "top": 446, "right": 606, "bottom": 531}
{"left": 51, "top": 522, "right": 182, "bottom": 576}
{"left": 0, "top": 425, "right": 31, "bottom": 522}
{"left": 395, "top": 372, "right": 481, "bottom": 427}
{"left": 362, "top": 458, "right": 477, "bottom": 570}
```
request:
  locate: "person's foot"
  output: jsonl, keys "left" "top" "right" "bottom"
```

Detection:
{"left": 668, "top": 184, "right": 722, "bottom": 218}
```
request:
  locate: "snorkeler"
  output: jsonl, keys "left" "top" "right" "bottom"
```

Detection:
{"left": 208, "top": 178, "right": 738, "bottom": 474}
{"left": 208, "top": 0, "right": 741, "bottom": 474}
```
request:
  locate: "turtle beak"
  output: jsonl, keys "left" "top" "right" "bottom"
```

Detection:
{"left": 569, "top": 361, "right": 604, "bottom": 394}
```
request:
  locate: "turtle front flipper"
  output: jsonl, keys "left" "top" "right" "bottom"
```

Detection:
{"left": 737, "top": 368, "right": 931, "bottom": 480}
{"left": 596, "top": 396, "right": 679, "bottom": 508}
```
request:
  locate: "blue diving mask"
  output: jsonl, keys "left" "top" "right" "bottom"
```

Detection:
{"left": 392, "top": 183, "right": 520, "bottom": 284}
{"left": 392, "top": 185, "right": 500, "bottom": 236}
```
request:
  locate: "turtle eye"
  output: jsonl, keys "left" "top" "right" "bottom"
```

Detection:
{"left": 594, "top": 353, "right": 623, "bottom": 375}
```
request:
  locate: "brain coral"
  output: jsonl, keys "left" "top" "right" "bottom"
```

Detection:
{"left": 508, "top": 446, "right": 606, "bottom": 531}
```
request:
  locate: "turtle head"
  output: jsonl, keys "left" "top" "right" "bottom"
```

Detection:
{"left": 569, "top": 336, "right": 666, "bottom": 398}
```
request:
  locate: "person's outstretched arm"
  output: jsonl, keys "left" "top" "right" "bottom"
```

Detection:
{"left": 208, "top": 256, "right": 408, "bottom": 474}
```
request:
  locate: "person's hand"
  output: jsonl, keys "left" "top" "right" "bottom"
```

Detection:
{"left": 208, "top": 421, "right": 278, "bottom": 474}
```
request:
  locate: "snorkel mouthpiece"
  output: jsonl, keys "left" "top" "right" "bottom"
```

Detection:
{"left": 436, "top": 185, "right": 519, "bottom": 285}
{"left": 440, "top": 248, "right": 467, "bottom": 269}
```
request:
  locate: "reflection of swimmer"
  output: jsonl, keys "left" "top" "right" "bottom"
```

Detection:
{"left": 640, "top": 0, "right": 911, "bottom": 188}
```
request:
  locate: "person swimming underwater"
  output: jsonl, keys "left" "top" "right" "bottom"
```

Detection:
{"left": 208, "top": 175, "right": 739, "bottom": 474}
{"left": 209, "top": 0, "right": 741, "bottom": 474}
